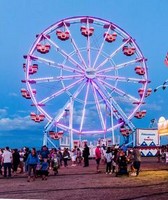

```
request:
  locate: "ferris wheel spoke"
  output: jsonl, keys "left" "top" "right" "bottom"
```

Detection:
{"left": 94, "top": 80, "right": 135, "bottom": 129}
{"left": 91, "top": 81, "right": 106, "bottom": 130}
{"left": 63, "top": 23, "right": 87, "bottom": 69}
{"left": 98, "top": 78, "right": 139, "bottom": 102}
{"left": 51, "top": 80, "right": 87, "bottom": 128}
{"left": 87, "top": 36, "right": 91, "bottom": 68}
{"left": 91, "top": 80, "right": 118, "bottom": 119}
{"left": 31, "top": 55, "right": 82, "bottom": 74}
{"left": 45, "top": 80, "right": 87, "bottom": 125}
{"left": 79, "top": 81, "right": 90, "bottom": 132}
{"left": 43, "top": 35, "right": 85, "bottom": 72}
{"left": 71, "top": 80, "right": 88, "bottom": 99}
{"left": 39, "top": 78, "right": 85, "bottom": 104}
{"left": 85, "top": 20, "right": 92, "bottom": 68}
{"left": 96, "top": 74, "right": 143, "bottom": 84}
{"left": 97, "top": 58, "right": 142, "bottom": 74}
{"left": 110, "top": 96, "right": 135, "bottom": 129}
{"left": 115, "top": 57, "right": 143, "bottom": 70}
{"left": 95, "top": 38, "right": 130, "bottom": 70}
{"left": 28, "top": 74, "right": 84, "bottom": 84}
{"left": 92, "top": 26, "right": 111, "bottom": 69}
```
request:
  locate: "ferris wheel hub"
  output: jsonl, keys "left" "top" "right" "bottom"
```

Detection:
{"left": 85, "top": 68, "right": 96, "bottom": 79}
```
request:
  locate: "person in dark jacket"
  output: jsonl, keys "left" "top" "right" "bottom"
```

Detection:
{"left": 12, "top": 149, "right": 20, "bottom": 175}
{"left": 83, "top": 144, "right": 90, "bottom": 167}
{"left": 40, "top": 145, "right": 50, "bottom": 161}
{"left": 132, "top": 146, "right": 141, "bottom": 176}
{"left": 62, "top": 148, "right": 70, "bottom": 167}
{"left": 23, "top": 147, "right": 30, "bottom": 173}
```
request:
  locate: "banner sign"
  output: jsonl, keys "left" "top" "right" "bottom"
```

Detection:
{"left": 136, "top": 129, "right": 160, "bottom": 156}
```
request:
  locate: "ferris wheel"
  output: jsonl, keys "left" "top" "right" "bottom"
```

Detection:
{"left": 21, "top": 16, "right": 151, "bottom": 147}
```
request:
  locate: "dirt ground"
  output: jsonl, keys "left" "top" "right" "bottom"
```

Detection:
{"left": 0, "top": 157, "right": 168, "bottom": 200}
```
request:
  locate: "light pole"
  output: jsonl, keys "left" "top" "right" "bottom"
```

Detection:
{"left": 149, "top": 118, "right": 157, "bottom": 128}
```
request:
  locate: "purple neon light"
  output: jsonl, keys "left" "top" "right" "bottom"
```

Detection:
{"left": 32, "top": 55, "right": 83, "bottom": 74}
{"left": 43, "top": 35, "right": 85, "bottom": 72}
{"left": 86, "top": 19, "right": 91, "bottom": 68}
{"left": 97, "top": 58, "right": 143, "bottom": 74}
{"left": 63, "top": 23, "right": 87, "bottom": 69}
{"left": 79, "top": 80, "right": 90, "bottom": 132}
{"left": 91, "top": 81, "right": 118, "bottom": 119}
{"left": 91, "top": 79, "right": 135, "bottom": 131}
{"left": 51, "top": 80, "right": 87, "bottom": 125}
{"left": 95, "top": 38, "right": 130, "bottom": 70}
{"left": 96, "top": 74, "right": 143, "bottom": 84}
{"left": 91, "top": 80, "right": 106, "bottom": 130}
{"left": 30, "top": 74, "right": 84, "bottom": 84}
{"left": 92, "top": 25, "right": 112, "bottom": 69}
{"left": 23, "top": 16, "right": 149, "bottom": 135}
{"left": 98, "top": 78, "right": 139, "bottom": 102}
{"left": 39, "top": 78, "right": 84, "bottom": 105}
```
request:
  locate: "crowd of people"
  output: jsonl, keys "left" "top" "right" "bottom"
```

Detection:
{"left": 94, "top": 144, "right": 142, "bottom": 176}
{"left": 0, "top": 145, "right": 87, "bottom": 182}
{"left": 156, "top": 145, "right": 168, "bottom": 163}
{"left": 0, "top": 145, "right": 61, "bottom": 181}
{"left": 0, "top": 143, "right": 167, "bottom": 182}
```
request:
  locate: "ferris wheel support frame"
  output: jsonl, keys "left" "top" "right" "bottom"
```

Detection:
{"left": 110, "top": 97, "right": 115, "bottom": 145}
{"left": 43, "top": 130, "right": 57, "bottom": 149}
{"left": 69, "top": 96, "right": 74, "bottom": 150}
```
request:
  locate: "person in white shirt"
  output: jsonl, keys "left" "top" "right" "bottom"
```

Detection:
{"left": 2, "top": 147, "right": 12, "bottom": 178}
{"left": 105, "top": 147, "right": 113, "bottom": 174}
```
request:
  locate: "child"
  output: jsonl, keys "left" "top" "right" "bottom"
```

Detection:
{"left": 52, "top": 154, "right": 59, "bottom": 175}
{"left": 41, "top": 158, "right": 49, "bottom": 180}
{"left": 71, "top": 148, "right": 77, "bottom": 166}
{"left": 36, "top": 162, "right": 42, "bottom": 177}
{"left": 112, "top": 148, "right": 118, "bottom": 173}
{"left": 104, "top": 147, "right": 113, "bottom": 174}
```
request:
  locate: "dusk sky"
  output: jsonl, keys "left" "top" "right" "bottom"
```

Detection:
{"left": 0, "top": 0, "right": 168, "bottom": 148}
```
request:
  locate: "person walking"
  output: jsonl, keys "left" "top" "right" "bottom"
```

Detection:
{"left": 83, "top": 144, "right": 90, "bottom": 167}
{"left": 105, "top": 147, "right": 113, "bottom": 174}
{"left": 40, "top": 145, "right": 50, "bottom": 161}
{"left": 23, "top": 147, "right": 30, "bottom": 173}
{"left": 2, "top": 147, "right": 12, "bottom": 178}
{"left": 76, "top": 148, "right": 82, "bottom": 165}
{"left": 19, "top": 149, "right": 24, "bottom": 173}
{"left": 12, "top": 149, "right": 20, "bottom": 175}
{"left": 95, "top": 144, "right": 101, "bottom": 173}
{"left": 156, "top": 147, "right": 161, "bottom": 163}
{"left": 41, "top": 158, "right": 49, "bottom": 180}
{"left": 132, "top": 146, "right": 141, "bottom": 176}
{"left": 26, "top": 148, "right": 39, "bottom": 182}
{"left": 71, "top": 147, "right": 77, "bottom": 166}
{"left": 63, "top": 148, "right": 69, "bottom": 167}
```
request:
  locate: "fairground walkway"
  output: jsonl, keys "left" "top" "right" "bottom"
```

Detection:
{"left": 0, "top": 157, "right": 168, "bottom": 200}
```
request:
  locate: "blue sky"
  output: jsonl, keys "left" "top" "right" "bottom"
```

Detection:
{"left": 0, "top": 0, "right": 168, "bottom": 148}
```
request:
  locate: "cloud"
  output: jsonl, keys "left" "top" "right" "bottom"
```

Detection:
{"left": 114, "top": 96, "right": 132, "bottom": 103}
{"left": 0, "top": 108, "right": 8, "bottom": 117}
{"left": 17, "top": 110, "right": 31, "bottom": 114}
{"left": 0, "top": 116, "right": 43, "bottom": 131}
{"left": 9, "top": 92, "right": 18, "bottom": 97}
{"left": 144, "top": 103, "right": 162, "bottom": 111}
